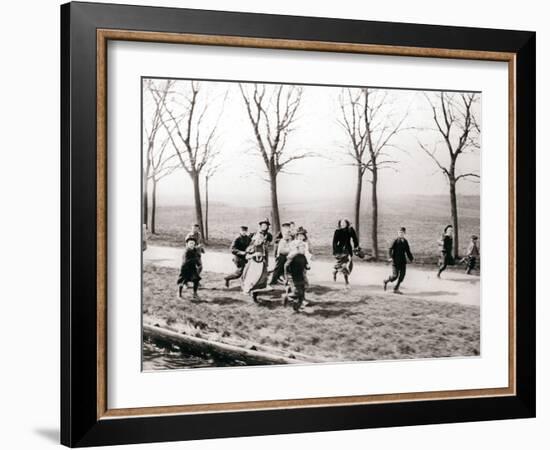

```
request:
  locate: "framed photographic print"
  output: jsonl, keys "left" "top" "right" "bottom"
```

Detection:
{"left": 60, "top": 1, "right": 536, "bottom": 447}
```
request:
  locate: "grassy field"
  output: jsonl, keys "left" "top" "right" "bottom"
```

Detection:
{"left": 143, "top": 264, "right": 480, "bottom": 363}
{"left": 148, "top": 194, "right": 480, "bottom": 263}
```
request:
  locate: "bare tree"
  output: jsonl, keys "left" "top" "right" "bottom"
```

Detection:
{"left": 153, "top": 80, "right": 226, "bottom": 239}
{"left": 418, "top": 91, "right": 480, "bottom": 258}
{"left": 147, "top": 136, "right": 179, "bottom": 234}
{"left": 239, "top": 83, "right": 314, "bottom": 235}
{"left": 338, "top": 88, "right": 408, "bottom": 259}
{"left": 143, "top": 79, "right": 171, "bottom": 228}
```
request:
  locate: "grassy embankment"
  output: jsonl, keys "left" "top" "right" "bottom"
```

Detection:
{"left": 143, "top": 263, "right": 480, "bottom": 362}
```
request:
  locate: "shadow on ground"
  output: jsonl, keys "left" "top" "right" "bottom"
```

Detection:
{"left": 34, "top": 428, "right": 59, "bottom": 444}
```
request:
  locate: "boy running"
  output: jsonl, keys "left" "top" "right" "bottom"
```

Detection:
{"left": 383, "top": 227, "right": 414, "bottom": 294}
{"left": 224, "top": 226, "right": 252, "bottom": 287}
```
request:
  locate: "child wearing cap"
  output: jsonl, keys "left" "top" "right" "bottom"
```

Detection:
{"left": 242, "top": 220, "right": 273, "bottom": 299}
{"left": 269, "top": 223, "right": 293, "bottom": 286}
{"left": 284, "top": 227, "right": 312, "bottom": 311}
{"left": 185, "top": 223, "right": 205, "bottom": 276}
{"left": 224, "top": 226, "right": 252, "bottom": 287}
{"left": 176, "top": 236, "right": 202, "bottom": 299}
{"left": 383, "top": 227, "right": 414, "bottom": 294}
{"left": 464, "top": 235, "right": 480, "bottom": 275}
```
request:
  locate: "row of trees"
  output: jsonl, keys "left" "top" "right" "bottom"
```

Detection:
{"left": 143, "top": 80, "right": 480, "bottom": 259}
{"left": 338, "top": 88, "right": 480, "bottom": 258}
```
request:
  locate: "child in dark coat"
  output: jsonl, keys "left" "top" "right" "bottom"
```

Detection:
{"left": 383, "top": 227, "right": 414, "bottom": 294}
{"left": 437, "top": 225, "right": 454, "bottom": 278}
{"left": 177, "top": 236, "right": 202, "bottom": 299}
{"left": 284, "top": 228, "right": 310, "bottom": 312}
{"left": 332, "top": 219, "right": 359, "bottom": 285}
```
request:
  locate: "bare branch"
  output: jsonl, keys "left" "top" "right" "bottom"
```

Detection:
{"left": 240, "top": 83, "right": 311, "bottom": 177}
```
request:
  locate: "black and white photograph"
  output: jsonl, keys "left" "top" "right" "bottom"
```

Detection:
{"left": 141, "top": 77, "right": 482, "bottom": 370}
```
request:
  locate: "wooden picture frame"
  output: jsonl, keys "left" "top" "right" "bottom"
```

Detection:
{"left": 61, "top": 1, "right": 535, "bottom": 447}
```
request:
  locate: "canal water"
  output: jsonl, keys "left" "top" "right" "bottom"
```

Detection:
{"left": 142, "top": 339, "right": 252, "bottom": 370}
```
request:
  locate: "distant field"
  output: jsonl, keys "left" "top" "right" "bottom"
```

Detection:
{"left": 148, "top": 195, "right": 480, "bottom": 263}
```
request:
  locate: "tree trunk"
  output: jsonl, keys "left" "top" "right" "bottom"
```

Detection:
{"left": 354, "top": 165, "right": 363, "bottom": 241}
{"left": 449, "top": 176, "right": 459, "bottom": 260}
{"left": 205, "top": 175, "right": 209, "bottom": 243}
{"left": 191, "top": 173, "right": 205, "bottom": 238}
{"left": 269, "top": 168, "right": 281, "bottom": 236}
{"left": 371, "top": 167, "right": 379, "bottom": 260}
{"left": 143, "top": 156, "right": 151, "bottom": 228}
{"left": 151, "top": 179, "right": 157, "bottom": 234}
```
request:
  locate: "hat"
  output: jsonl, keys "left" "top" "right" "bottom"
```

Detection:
{"left": 185, "top": 235, "right": 197, "bottom": 243}
{"left": 471, "top": 235, "right": 478, "bottom": 240}
{"left": 399, "top": 227, "right": 406, "bottom": 233}
{"left": 295, "top": 226, "right": 308, "bottom": 239}
{"left": 240, "top": 225, "right": 249, "bottom": 231}
{"left": 258, "top": 218, "right": 271, "bottom": 226}
{"left": 281, "top": 222, "right": 291, "bottom": 228}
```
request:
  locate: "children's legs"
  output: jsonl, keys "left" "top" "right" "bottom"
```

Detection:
{"left": 224, "top": 265, "right": 244, "bottom": 282}
{"left": 466, "top": 256, "right": 476, "bottom": 274}
{"left": 385, "top": 264, "right": 399, "bottom": 284}
{"left": 269, "top": 255, "right": 286, "bottom": 285}
{"left": 292, "top": 285, "right": 305, "bottom": 311}
{"left": 394, "top": 265, "right": 406, "bottom": 290}
{"left": 437, "top": 258, "right": 448, "bottom": 277}
{"left": 192, "top": 280, "right": 199, "bottom": 296}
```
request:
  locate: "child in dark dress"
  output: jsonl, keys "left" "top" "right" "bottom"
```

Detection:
{"left": 437, "top": 225, "right": 454, "bottom": 278}
{"left": 284, "top": 228, "right": 310, "bottom": 312}
{"left": 332, "top": 218, "right": 360, "bottom": 285}
{"left": 177, "top": 236, "right": 202, "bottom": 299}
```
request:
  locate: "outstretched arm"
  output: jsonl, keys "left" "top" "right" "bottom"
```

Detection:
{"left": 388, "top": 239, "right": 396, "bottom": 260}
{"left": 350, "top": 227, "right": 359, "bottom": 249}
{"left": 406, "top": 241, "right": 414, "bottom": 262}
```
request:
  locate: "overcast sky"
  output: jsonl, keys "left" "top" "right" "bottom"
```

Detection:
{"left": 143, "top": 78, "right": 481, "bottom": 208}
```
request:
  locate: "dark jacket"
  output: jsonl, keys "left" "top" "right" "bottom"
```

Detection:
{"left": 285, "top": 253, "right": 308, "bottom": 286}
{"left": 230, "top": 234, "right": 252, "bottom": 258}
{"left": 177, "top": 248, "right": 202, "bottom": 284}
{"left": 389, "top": 238, "right": 414, "bottom": 266}
{"left": 332, "top": 226, "right": 359, "bottom": 256}
{"left": 440, "top": 235, "right": 453, "bottom": 254}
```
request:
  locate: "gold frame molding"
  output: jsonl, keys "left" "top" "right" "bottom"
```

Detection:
{"left": 96, "top": 29, "right": 516, "bottom": 420}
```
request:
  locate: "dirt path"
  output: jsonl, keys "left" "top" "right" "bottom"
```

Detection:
{"left": 144, "top": 245, "right": 480, "bottom": 306}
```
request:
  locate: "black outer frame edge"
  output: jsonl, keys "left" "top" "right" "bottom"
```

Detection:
{"left": 70, "top": 1, "right": 534, "bottom": 52}
{"left": 62, "top": 2, "right": 100, "bottom": 446}
{"left": 60, "top": 1, "right": 536, "bottom": 447}
{"left": 78, "top": 396, "right": 534, "bottom": 447}
{"left": 60, "top": 2, "right": 71, "bottom": 447}
{"left": 514, "top": 32, "right": 536, "bottom": 416}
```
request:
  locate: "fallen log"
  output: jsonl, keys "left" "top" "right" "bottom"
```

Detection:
{"left": 143, "top": 324, "right": 311, "bottom": 366}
